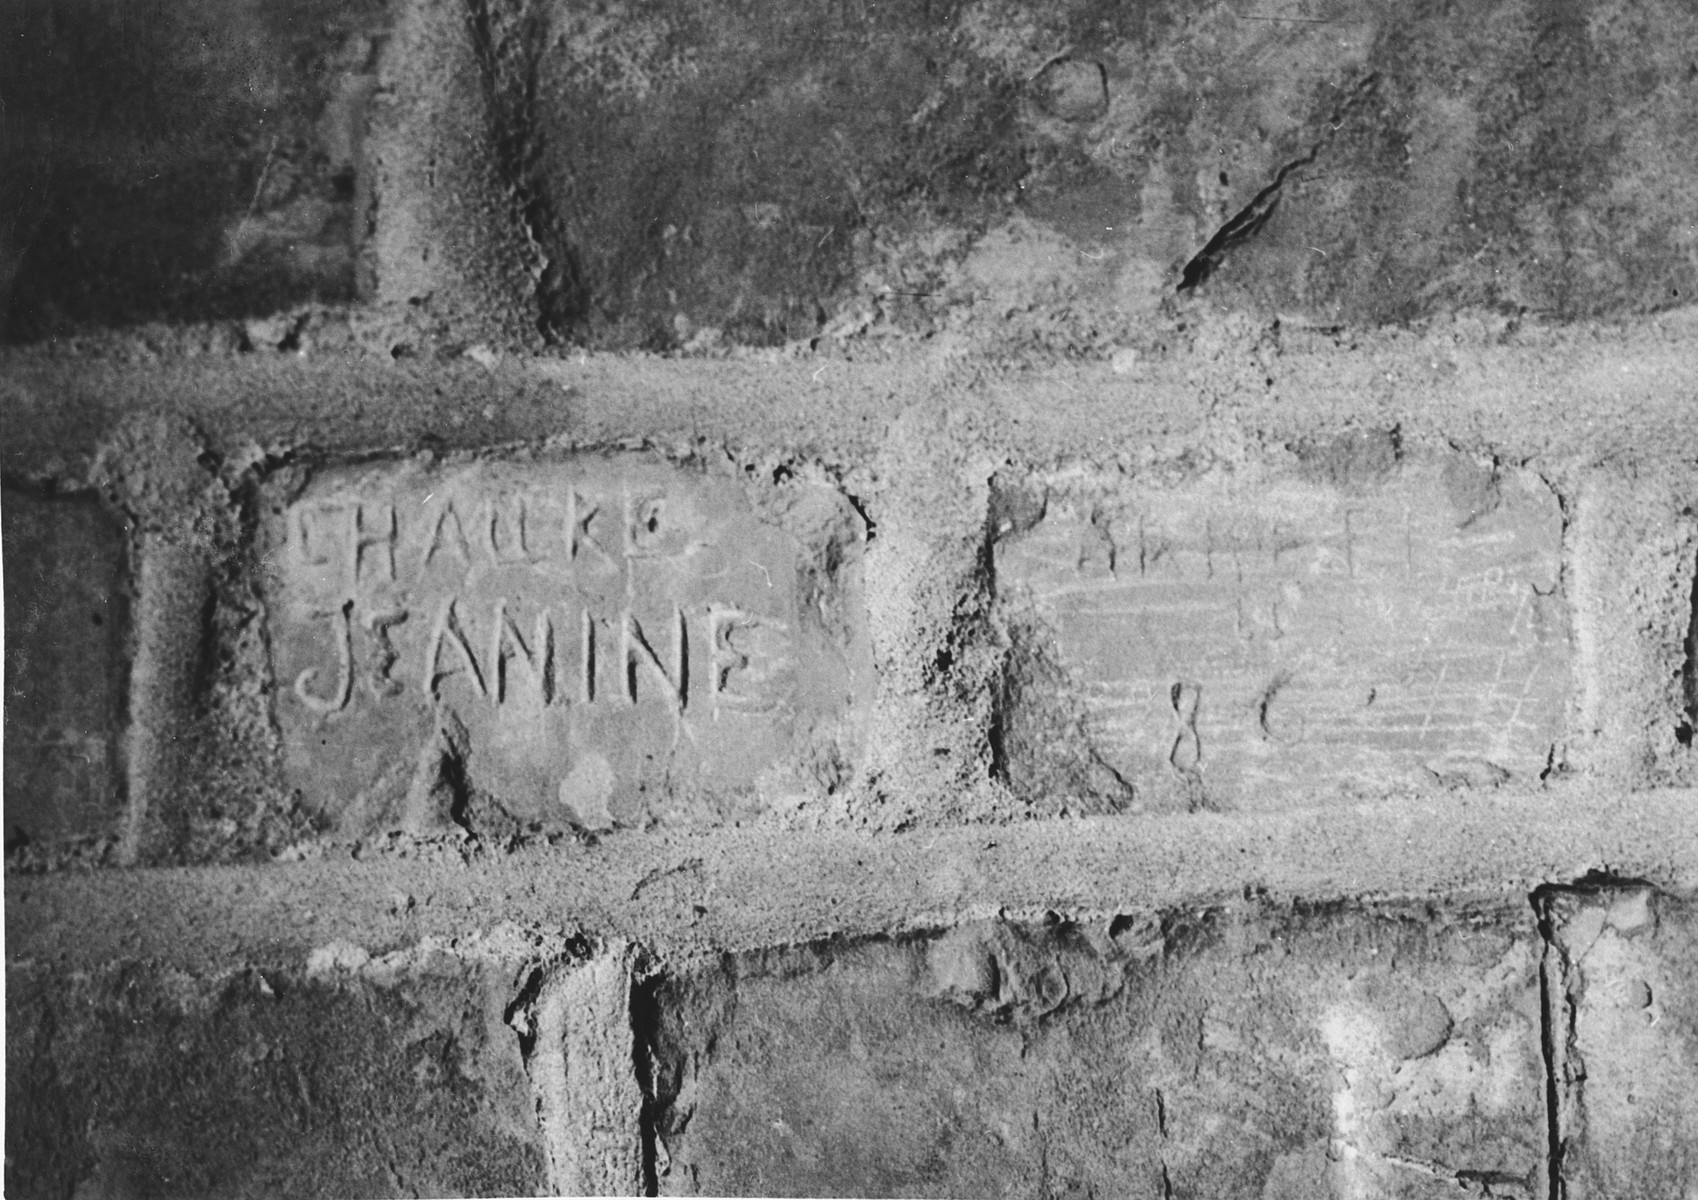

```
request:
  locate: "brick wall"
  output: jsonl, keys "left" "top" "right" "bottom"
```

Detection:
{"left": 4, "top": 1, "right": 1697, "bottom": 1197}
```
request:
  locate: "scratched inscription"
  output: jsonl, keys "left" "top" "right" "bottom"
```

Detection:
{"left": 994, "top": 455, "right": 1570, "bottom": 810}
{"left": 263, "top": 455, "right": 869, "bottom": 833}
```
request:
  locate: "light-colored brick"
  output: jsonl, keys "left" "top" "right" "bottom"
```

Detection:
{"left": 264, "top": 454, "right": 870, "bottom": 835}
{"left": 995, "top": 448, "right": 1569, "bottom": 811}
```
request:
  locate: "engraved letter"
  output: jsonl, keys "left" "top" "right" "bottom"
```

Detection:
{"left": 706, "top": 606, "right": 778, "bottom": 713}
{"left": 581, "top": 608, "right": 597, "bottom": 704}
{"left": 1169, "top": 681, "right": 1202, "bottom": 775}
{"left": 421, "top": 597, "right": 486, "bottom": 698}
{"left": 351, "top": 502, "right": 397, "bottom": 586}
{"left": 293, "top": 503, "right": 346, "bottom": 569}
{"left": 623, "top": 609, "right": 686, "bottom": 711}
{"left": 295, "top": 600, "right": 354, "bottom": 714}
{"left": 484, "top": 495, "right": 532, "bottom": 564}
{"left": 488, "top": 599, "right": 553, "bottom": 705}
{"left": 364, "top": 608, "right": 408, "bottom": 698}
{"left": 708, "top": 606, "right": 750, "bottom": 701}
{"left": 421, "top": 502, "right": 473, "bottom": 573}
{"left": 625, "top": 489, "right": 667, "bottom": 558}
{"left": 564, "top": 490, "right": 618, "bottom": 567}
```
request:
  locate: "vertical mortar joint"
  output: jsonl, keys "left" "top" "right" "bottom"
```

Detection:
{"left": 91, "top": 413, "right": 227, "bottom": 865}
{"left": 520, "top": 939, "right": 649, "bottom": 1196}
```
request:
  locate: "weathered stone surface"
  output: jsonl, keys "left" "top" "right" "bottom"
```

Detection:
{"left": 2, "top": 488, "right": 128, "bottom": 847}
{"left": 529, "top": 0, "right": 1698, "bottom": 340}
{"left": 263, "top": 453, "right": 870, "bottom": 835}
{"left": 11, "top": 0, "right": 1694, "bottom": 346}
{"left": 1543, "top": 884, "right": 1698, "bottom": 1198}
{"left": 419, "top": 0, "right": 1680, "bottom": 347}
{"left": 0, "top": 0, "right": 388, "bottom": 340}
{"left": 648, "top": 903, "right": 1547, "bottom": 1198}
{"left": 4, "top": 952, "right": 546, "bottom": 1200}
{"left": 995, "top": 448, "right": 1569, "bottom": 811}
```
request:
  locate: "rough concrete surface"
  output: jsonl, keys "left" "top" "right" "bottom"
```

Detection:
{"left": 6, "top": 309, "right": 1696, "bottom": 482}
{"left": 8, "top": 787, "right": 1697, "bottom": 978}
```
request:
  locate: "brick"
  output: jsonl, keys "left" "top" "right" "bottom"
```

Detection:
{"left": 4, "top": 951, "right": 546, "bottom": 1199}
{"left": 262, "top": 454, "right": 869, "bottom": 836}
{"left": 994, "top": 449, "right": 1569, "bottom": 811}
{"left": 2, "top": 488, "right": 128, "bottom": 846}
{"left": 647, "top": 904, "right": 1547, "bottom": 1197}
{"left": 1543, "top": 885, "right": 1698, "bottom": 1197}
{"left": 355, "top": 0, "right": 1698, "bottom": 347}
{"left": 1, "top": 0, "right": 387, "bottom": 339}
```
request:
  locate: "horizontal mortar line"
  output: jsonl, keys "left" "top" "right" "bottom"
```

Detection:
{"left": 7, "top": 785, "right": 1696, "bottom": 974}
{"left": 1050, "top": 601, "right": 1247, "bottom": 613}
{"left": 3, "top": 318, "right": 1696, "bottom": 474}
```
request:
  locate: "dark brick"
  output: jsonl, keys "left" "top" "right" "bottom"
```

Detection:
{"left": 381, "top": 0, "right": 1698, "bottom": 346}
{"left": 3, "top": 952, "right": 547, "bottom": 1199}
{"left": 0, "top": 0, "right": 387, "bottom": 340}
{"left": 2, "top": 488, "right": 128, "bottom": 848}
{"left": 5, "top": 0, "right": 1697, "bottom": 344}
{"left": 647, "top": 904, "right": 1546, "bottom": 1198}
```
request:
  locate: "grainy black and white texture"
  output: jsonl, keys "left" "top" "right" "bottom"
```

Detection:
{"left": 4, "top": 1, "right": 1697, "bottom": 1196}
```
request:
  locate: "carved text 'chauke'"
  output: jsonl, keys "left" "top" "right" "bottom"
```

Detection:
{"left": 264, "top": 456, "right": 869, "bottom": 834}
